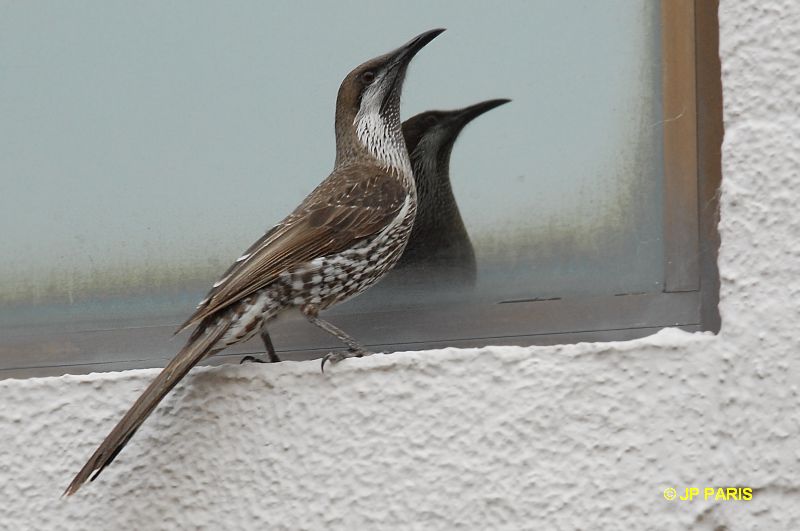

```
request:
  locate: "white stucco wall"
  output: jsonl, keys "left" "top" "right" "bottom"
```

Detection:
{"left": 2, "top": 1, "right": 798, "bottom": 529}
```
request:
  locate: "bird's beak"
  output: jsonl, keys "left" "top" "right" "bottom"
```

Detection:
{"left": 378, "top": 29, "right": 445, "bottom": 112}
{"left": 386, "top": 28, "right": 446, "bottom": 69}
{"left": 450, "top": 99, "right": 512, "bottom": 130}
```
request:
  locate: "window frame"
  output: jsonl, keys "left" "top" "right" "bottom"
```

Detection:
{"left": 0, "top": 0, "right": 721, "bottom": 379}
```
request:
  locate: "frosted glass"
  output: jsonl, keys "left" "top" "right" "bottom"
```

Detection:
{"left": 0, "top": 1, "right": 662, "bottom": 330}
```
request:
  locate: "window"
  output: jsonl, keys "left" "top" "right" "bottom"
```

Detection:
{"left": 0, "top": 1, "right": 721, "bottom": 377}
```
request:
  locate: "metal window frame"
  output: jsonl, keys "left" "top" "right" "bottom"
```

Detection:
{"left": 0, "top": 0, "right": 721, "bottom": 379}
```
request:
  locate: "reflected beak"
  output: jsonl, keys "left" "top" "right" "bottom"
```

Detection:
{"left": 451, "top": 99, "right": 512, "bottom": 129}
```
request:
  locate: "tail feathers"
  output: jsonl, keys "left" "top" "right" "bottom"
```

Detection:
{"left": 63, "top": 320, "right": 229, "bottom": 496}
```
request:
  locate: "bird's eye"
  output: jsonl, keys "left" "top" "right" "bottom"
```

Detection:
{"left": 361, "top": 70, "right": 376, "bottom": 84}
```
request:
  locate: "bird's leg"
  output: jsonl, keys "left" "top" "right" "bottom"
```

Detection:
{"left": 261, "top": 329, "right": 282, "bottom": 363}
{"left": 240, "top": 327, "right": 282, "bottom": 364}
{"left": 301, "top": 306, "right": 372, "bottom": 372}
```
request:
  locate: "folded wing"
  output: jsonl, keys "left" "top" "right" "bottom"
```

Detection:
{"left": 177, "top": 165, "right": 406, "bottom": 333}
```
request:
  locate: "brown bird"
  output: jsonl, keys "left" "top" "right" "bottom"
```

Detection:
{"left": 252, "top": 99, "right": 511, "bottom": 358}
{"left": 64, "top": 28, "right": 444, "bottom": 496}
{"left": 391, "top": 99, "right": 511, "bottom": 287}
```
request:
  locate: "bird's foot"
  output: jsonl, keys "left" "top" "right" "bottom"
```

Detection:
{"left": 240, "top": 355, "right": 267, "bottom": 364}
{"left": 321, "top": 349, "right": 373, "bottom": 373}
{"left": 240, "top": 352, "right": 281, "bottom": 364}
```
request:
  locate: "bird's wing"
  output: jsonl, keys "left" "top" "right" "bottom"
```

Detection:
{"left": 177, "top": 164, "right": 407, "bottom": 333}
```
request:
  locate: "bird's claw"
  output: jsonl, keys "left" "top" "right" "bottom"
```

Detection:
{"left": 240, "top": 355, "right": 267, "bottom": 364}
{"left": 320, "top": 351, "right": 348, "bottom": 373}
{"left": 320, "top": 349, "right": 370, "bottom": 373}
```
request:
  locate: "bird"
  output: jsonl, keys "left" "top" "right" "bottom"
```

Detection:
{"left": 251, "top": 99, "right": 512, "bottom": 358}
{"left": 64, "top": 28, "right": 445, "bottom": 496}
{"left": 388, "top": 99, "right": 511, "bottom": 288}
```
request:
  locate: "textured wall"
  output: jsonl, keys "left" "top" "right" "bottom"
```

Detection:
{"left": 2, "top": 1, "right": 798, "bottom": 529}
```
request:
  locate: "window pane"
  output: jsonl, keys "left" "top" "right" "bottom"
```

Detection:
{"left": 0, "top": 1, "right": 664, "bottom": 358}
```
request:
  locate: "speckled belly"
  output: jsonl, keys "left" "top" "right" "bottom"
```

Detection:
{"left": 217, "top": 202, "right": 415, "bottom": 346}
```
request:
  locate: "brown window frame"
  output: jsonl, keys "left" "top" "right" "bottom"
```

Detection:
{"left": 0, "top": 0, "right": 721, "bottom": 378}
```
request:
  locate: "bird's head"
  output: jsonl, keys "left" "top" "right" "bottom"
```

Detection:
{"left": 402, "top": 99, "right": 511, "bottom": 174}
{"left": 335, "top": 29, "right": 445, "bottom": 170}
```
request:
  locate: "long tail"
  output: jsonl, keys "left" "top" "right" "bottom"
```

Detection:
{"left": 63, "top": 319, "right": 229, "bottom": 496}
